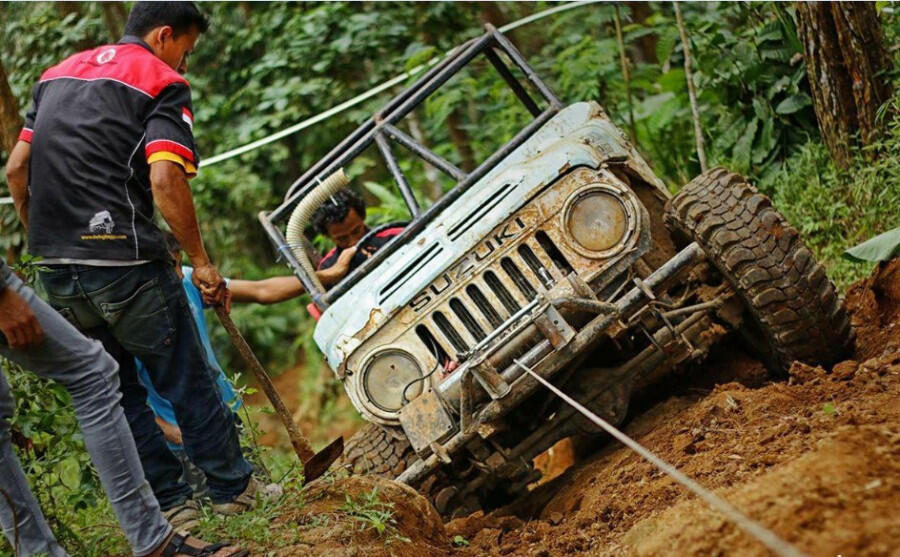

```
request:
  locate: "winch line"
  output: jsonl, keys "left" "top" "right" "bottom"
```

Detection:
{"left": 512, "top": 358, "right": 807, "bottom": 557}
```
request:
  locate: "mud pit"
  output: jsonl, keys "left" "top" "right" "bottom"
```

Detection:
{"left": 448, "top": 260, "right": 900, "bottom": 556}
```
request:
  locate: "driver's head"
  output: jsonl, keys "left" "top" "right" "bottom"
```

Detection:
{"left": 311, "top": 189, "right": 367, "bottom": 250}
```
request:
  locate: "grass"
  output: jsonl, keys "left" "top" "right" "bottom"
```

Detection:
{"left": 339, "top": 487, "right": 411, "bottom": 545}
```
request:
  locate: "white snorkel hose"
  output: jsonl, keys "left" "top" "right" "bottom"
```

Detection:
{"left": 285, "top": 168, "right": 350, "bottom": 294}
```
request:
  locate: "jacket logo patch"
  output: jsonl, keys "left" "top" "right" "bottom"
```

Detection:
{"left": 89, "top": 211, "right": 115, "bottom": 233}
{"left": 96, "top": 48, "right": 117, "bottom": 64}
{"left": 81, "top": 210, "right": 125, "bottom": 241}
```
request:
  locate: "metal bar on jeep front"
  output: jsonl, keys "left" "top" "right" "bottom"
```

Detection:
{"left": 483, "top": 47, "right": 542, "bottom": 117}
{"left": 460, "top": 299, "right": 539, "bottom": 360}
{"left": 375, "top": 132, "right": 421, "bottom": 217}
{"left": 322, "top": 107, "right": 558, "bottom": 303}
{"left": 382, "top": 123, "right": 467, "bottom": 181}
{"left": 487, "top": 24, "right": 563, "bottom": 109}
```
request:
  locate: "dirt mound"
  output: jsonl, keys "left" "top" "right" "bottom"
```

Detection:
{"left": 622, "top": 425, "right": 900, "bottom": 556}
{"left": 261, "top": 475, "right": 448, "bottom": 556}
{"left": 453, "top": 260, "right": 900, "bottom": 556}
{"left": 844, "top": 259, "right": 900, "bottom": 360}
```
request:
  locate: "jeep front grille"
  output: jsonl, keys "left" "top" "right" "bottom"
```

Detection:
{"left": 419, "top": 231, "right": 572, "bottom": 361}
{"left": 484, "top": 270, "right": 520, "bottom": 314}
{"left": 466, "top": 284, "right": 504, "bottom": 328}
{"left": 450, "top": 298, "right": 486, "bottom": 341}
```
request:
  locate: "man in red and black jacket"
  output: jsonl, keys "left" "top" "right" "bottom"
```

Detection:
{"left": 5, "top": 2, "right": 262, "bottom": 546}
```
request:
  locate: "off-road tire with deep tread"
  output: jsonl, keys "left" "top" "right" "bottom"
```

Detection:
{"left": 336, "top": 423, "right": 505, "bottom": 519}
{"left": 664, "top": 167, "right": 854, "bottom": 372}
{"left": 337, "top": 423, "right": 417, "bottom": 479}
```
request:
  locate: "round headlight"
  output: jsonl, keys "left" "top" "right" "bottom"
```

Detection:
{"left": 564, "top": 188, "right": 629, "bottom": 255}
{"left": 362, "top": 349, "right": 423, "bottom": 413}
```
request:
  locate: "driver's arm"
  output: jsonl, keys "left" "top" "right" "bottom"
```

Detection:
{"left": 229, "top": 276, "right": 304, "bottom": 305}
{"left": 317, "top": 247, "right": 356, "bottom": 286}
{"left": 229, "top": 247, "right": 356, "bottom": 304}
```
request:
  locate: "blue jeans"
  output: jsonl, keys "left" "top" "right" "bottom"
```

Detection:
{"left": 0, "top": 273, "right": 170, "bottom": 557}
{"left": 40, "top": 262, "right": 251, "bottom": 508}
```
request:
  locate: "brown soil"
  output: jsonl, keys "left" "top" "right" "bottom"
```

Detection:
{"left": 448, "top": 259, "right": 900, "bottom": 556}
{"left": 845, "top": 260, "right": 900, "bottom": 361}
{"left": 250, "top": 475, "right": 449, "bottom": 556}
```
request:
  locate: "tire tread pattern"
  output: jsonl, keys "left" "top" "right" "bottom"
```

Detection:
{"left": 338, "top": 423, "right": 416, "bottom": 479}
{"left": 665, "top": 168, "right": 854, "bottom": 371}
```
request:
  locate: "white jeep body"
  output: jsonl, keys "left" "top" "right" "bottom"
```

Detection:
{"left": 314, "top": 102, "right": 667, "bottom": 426}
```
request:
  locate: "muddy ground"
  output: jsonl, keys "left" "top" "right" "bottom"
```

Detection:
{"left": 252, "top": 260, "right": 900, "bottom": 556}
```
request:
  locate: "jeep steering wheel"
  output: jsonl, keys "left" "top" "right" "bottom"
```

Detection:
{"left": 350, "top": 221, "right": 408, "bottom": 267}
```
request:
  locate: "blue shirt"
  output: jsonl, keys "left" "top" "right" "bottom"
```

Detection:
{"left": 136, "top": 266, "right": 241, "bottom": 433}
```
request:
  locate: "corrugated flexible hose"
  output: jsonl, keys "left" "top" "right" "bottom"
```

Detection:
{"left": 285, "top": 168, "right": 350, "bottom": 293}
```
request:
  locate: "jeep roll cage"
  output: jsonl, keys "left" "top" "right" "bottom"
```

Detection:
{"left": 259, "top": 25, "right": 563, "bottom": 312}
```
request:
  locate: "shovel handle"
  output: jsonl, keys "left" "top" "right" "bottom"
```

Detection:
{"left": 213, "top": 306, "right": 316, "bottom": 464}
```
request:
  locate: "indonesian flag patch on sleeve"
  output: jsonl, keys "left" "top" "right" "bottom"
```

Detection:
{"left": 182, "top": 107, "right": 193, "bottom": 130}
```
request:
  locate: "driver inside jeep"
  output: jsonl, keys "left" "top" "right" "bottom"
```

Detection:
{"left": 311, "top": 189, "right": 404, "bottom": 274}
{"left": 310, "top": 190, "right": 461, "bottom": 374}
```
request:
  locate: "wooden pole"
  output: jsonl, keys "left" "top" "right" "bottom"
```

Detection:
{"left": 674, "top": 1, "right": 708, "bottom": 172}
{"left": 213, "top": 306, "right": 344, "bottom": 482}
{"left": 614, "top": 4, "right": 637, "bottom": 144}
{"left": 213, "top": 307, "right": 316, "bottom": 463}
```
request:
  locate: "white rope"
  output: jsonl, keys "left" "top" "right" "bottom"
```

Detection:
{"left": 198, "top": 0, "right": 599, "bottom": 168}
{"left": 512, "top": 358, "right": 807, "bottom": 557}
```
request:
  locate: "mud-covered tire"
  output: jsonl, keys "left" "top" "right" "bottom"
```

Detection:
{"left": 664, "top": 167, "right": 854, "bottom": 372}
{"left": 335, "top": 423, "right": 510, "bottom": 519}
{"left": 336, "top": 423, "right": 417, "bottom": 479}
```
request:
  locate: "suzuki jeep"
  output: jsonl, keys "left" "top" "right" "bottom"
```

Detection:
{"left": 259, "top": 26, "right": 852, "bottom": 517}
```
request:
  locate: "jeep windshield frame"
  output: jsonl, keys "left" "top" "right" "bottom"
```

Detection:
{"left": 259, "top": 25, "right": 563, "bottom": 311}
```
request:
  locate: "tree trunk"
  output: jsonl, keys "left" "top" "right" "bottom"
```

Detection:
{"left": 55, "top": 2, "right": 93, "bottom": 51}
{"left": 629, "top": 2, "right": 658, "bottom": 64}
{"left": 0, "top": 59, "right": 22, "bottom": 155}
{"left": 407, "top": 112, "right": 442, "bottom": 201}
{"left": 101, "top": 2, "right": 128, "bottom": 40}
{"left": 831, "top": 2, "right": 892, "bottom": 145}
{"left": 796, "top": 1, "right": 892, "bottom": 169}
{"left": 56, "top": 1, "right": 82, "bottom": 20}
{"left": 674, "top": 2, "right": 707, "bottom": 172}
